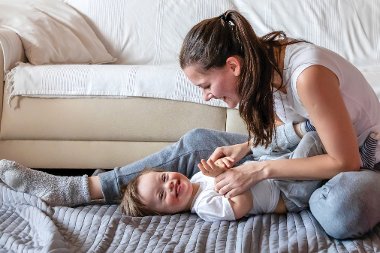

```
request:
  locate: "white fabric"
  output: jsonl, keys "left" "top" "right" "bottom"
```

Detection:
{"left": 5, "top": 63, "right": 227, "bottom": 107}
{"left": 249, "top": 178, "right": 280, "bottom": 214}
{"left": 190, "top": 172, "right": 235, "bottom": 221}
{"left": 0, "top": 0, "right": 115, "bottom": 65}
{"left": 276, "top": 42, "right": 380, "bottom": 162}
{"left": 190, "top": 172, "right": 280, "bottom": 221}
{"left": 64, "top": 0, "right": 380, "bottom": 67}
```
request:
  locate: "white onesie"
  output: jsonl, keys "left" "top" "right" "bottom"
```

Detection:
{"left": 190, "top": 172, "right": 280, "bottom": 222}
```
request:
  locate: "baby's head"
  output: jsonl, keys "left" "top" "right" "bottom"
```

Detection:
{"left": 120, "top": 168, "right": 195, "bottom": 216}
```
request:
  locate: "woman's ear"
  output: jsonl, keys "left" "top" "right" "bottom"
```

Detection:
{"left": 226, "top": 56, "right": 242, "bottom": 76}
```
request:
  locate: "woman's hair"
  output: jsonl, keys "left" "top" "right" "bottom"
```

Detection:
{"left": 120, "top": 168, "right": 165, "bottom": 216}
{"left": 179, "top": 10, "right": 304, "bottom": 147}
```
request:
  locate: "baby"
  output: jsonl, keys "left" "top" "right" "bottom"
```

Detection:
{"left": 121, "top": 131, "right": 379, "bottom": 221}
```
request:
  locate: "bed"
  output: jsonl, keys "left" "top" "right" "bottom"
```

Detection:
{"left": 1, "top": 181, "right": 380, "bottom": 252}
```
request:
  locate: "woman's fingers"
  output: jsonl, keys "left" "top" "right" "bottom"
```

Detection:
{"left": 214, "top": 164, "right": 257, "bottom": 197}
{"left": 208, "top": 147, "right": 226, "bottom": 162}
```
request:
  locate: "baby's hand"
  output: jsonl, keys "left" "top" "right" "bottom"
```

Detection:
{"left": 198, "top": 157, "right": 234, "bottom": 177}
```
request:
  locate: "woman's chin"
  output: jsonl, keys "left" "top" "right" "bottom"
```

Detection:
{"left": 226, "top": 101, "right": 238, "bottom": 108}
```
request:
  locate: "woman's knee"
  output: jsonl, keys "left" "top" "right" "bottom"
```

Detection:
{"left": 181, "top": 128, "right": 213, "bottom": 147}
{"left": 309, "top": 171, "right": 380, "bottom": 239}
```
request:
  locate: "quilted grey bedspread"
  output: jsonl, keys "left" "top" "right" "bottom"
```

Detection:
{"left": 0, "top": 182, "right": 379, "bottom": 253}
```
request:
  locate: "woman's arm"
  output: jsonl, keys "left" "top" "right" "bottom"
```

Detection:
{"left": 215, "top": 65, "right": 361, "bottom": 197}
{"left": 293, "top": 65, "right": 361, "bottom": 172}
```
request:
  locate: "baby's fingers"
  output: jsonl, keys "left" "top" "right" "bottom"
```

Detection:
{"left": 206, "top": 160, "right": 227, "bottom": 177}
{"left": 198, "top": 162, "right": 208, "bottom": 175}
{"left": 220, "top": 157, "right": 235, "bottom": 168}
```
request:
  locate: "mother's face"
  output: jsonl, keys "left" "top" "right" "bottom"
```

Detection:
{"left": 183, "top": 57, "right": 241, "bottom": 108}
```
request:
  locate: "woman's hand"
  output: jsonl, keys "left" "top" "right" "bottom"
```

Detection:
{"left": 208, "top": 142, "right": 251, "bottom": 166}
{"left": 214, "top": 161, "right": 266, "bottom": 198}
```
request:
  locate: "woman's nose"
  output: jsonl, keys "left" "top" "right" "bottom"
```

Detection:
{"left": 202, "top": 90, "right": 214, "bottom": 101}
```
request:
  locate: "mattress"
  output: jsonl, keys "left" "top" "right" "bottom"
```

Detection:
{"left": 1, "top": 181, "right": 379, "bottom": 253}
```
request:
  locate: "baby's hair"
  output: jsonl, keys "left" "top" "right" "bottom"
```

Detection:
{"left": 120, "top": 167, "right": 165, "bottom": 216}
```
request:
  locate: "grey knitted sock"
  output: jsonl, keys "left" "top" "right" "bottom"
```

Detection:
{"left": 0, "top": 159, "right": 91, "bottom": 206}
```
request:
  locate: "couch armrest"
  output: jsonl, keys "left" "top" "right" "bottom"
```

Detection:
{"left": 0, "top": 28, "right": 25, "bottom": 123}
{"left": 0, "top": 28, "right": 25, "bottom": 74}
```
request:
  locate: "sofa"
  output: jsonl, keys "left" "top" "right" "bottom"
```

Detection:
{"left": 0, "top": 0, "right": 379, "bottom": 171}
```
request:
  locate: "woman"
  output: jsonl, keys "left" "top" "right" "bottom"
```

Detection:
{"left": 1, "top": 10, "right": 379, "bottom": 239}
{"left": 178, "top": 10, "right": 380, "bottom": 238}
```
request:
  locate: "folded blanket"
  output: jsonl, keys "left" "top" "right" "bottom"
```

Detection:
{"left": 5, "top": 63, "right": 227, "bottom": 108}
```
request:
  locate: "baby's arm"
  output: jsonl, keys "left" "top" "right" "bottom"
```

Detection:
{"left": 227, "top": 190, "right": 253, "bottom": 219}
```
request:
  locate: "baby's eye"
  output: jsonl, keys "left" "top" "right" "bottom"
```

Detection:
{"left": 159, "top": 191, "right": 164, "bottom": 200}
{"left": 161, "top": 173, "right": 167, "bottom": 182}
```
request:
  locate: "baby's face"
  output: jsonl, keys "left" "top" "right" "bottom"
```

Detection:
{"left": 137, "top": 171, "right": 194, "bottom": 214}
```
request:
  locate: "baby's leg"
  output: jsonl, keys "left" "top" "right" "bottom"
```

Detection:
{"left": 251, "top": 122, "right": 301, "bottom": 157}
{"left": 274, "top": 132, "right": 324, "bottom": 212}
{"left": 0, "top": 159, "right": 90, "bottom": 206}
{"left": 359, "top": 132, "right": 380, "bottom": 169}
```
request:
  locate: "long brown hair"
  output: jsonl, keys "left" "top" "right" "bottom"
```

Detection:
{"left": 179, "top": 10, "right": 303, "bottom": 147}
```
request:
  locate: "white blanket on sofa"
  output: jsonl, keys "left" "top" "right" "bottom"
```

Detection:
{"left": 6, "top": 63, "right": 227, "bottom": 107}
{"left": 6, "top": 63, "right": 380, "bottom": 108}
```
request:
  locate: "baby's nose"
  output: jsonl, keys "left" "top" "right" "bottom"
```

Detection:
{"left": 166, "top": 181, "right": 174, "bottom": 192}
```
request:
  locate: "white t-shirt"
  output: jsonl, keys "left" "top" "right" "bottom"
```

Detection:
{"left": 275, "top": 42, "right": 380, "bottom": 162}
{"left": 190, "top": 172, "right": 280, "bottom": 222}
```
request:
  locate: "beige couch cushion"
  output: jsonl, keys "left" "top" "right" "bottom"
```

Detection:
{"left": 0, "top": 0, "right": 115, "bottom": 64}
{"left": 1, "top": 96, "right": 229, "bottom": 141}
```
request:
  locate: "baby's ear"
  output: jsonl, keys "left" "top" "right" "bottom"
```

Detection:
{"left": 226, "top": 56, "right": 242, "bottom": 76}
